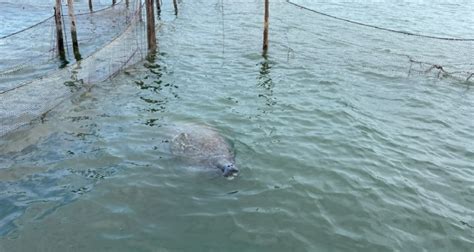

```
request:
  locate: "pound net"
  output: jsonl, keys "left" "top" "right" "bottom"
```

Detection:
{"left": 0, "top": 0, "right": 148, "bottom": 136}
{"left": 281, "top": 0, "right": 474, "bottom": 82}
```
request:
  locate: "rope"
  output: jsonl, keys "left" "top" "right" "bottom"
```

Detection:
{"left": 0, "top": 15, "right": 54, "bottom": 39}
{"left": 0, "top": 0, "right": 125, "bottom": 40}
{"left": 0, "top": 23, "right": 57, "bottom": 78}
{"left": 74, "top": 0, "right": 125, "bottom": 16}
{"left": 286, "top": 0, "right": 474, "bottom": 42}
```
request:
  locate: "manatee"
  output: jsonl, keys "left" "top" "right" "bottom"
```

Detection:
{"left": 168, "top": 124, "right": 238, "bottom": 177}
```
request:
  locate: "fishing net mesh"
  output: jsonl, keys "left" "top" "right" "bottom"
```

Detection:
{"left": 0, "top": 0, "right": 148, "bottom": 136}
{"left": 1, "top": 0, "right": 473, "bottom": 137}
{"left": 280, "top": 0, "right": 474, "bottom": 82}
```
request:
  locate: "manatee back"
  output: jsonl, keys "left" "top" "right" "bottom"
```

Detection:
{"left": 169, "top": 124, "right": 234, "bottom": 163}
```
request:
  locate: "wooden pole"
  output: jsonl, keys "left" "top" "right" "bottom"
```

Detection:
{"left": 173, "top": 0, "right": 178, "bottom": 16}
{"left": 88, "top": 0, "right": 93, "bottom": 12}
{"left": 156, "top": 0, "right": 161, "bottom": 16}
{"left": 138, "top": 0, "right": 143, "bottom": 22}
{"left": 262, "top": 0, "right": 269, "bottom": 55}
{"left": 112, "top": 0, "right": 116, "bottom": 5}
{"left": 54, "top": 0, "right": 66, "bottom": 61}
{"left": 126, "top": 0, "right": 129, "bottom": 8}
{"left": 67, "top": 0, "right": 81, "bottom": 60}
{"left": 146, "top": 0, "right": 156, "bottom": 52}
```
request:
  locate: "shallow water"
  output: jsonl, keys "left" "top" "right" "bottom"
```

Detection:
{"left": 1, "top": 0, "right": 473, "bottom": 251}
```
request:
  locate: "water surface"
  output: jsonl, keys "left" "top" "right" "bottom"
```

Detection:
{"left": 1, "top": 0, "right": 473, "bottom": 251}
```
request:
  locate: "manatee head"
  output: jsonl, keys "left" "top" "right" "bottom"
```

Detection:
{"left": 217, "top": 161, "right": 239, "bottom": 178}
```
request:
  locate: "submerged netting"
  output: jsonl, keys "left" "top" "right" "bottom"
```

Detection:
{"left": 0, "top": 0, "right": 141, "bottom": 92}
{"left": 0, "top": 0, "right": 148, "bottom": 136}
{"left": 1, "top": 0, "right": 473, "bottom": 137}
{"left": 282, "top": 0, "right": 474, "bottom": 83}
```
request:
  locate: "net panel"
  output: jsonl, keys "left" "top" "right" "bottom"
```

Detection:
{"left": 0, "top": 0, "right": 148, "bottom": 136}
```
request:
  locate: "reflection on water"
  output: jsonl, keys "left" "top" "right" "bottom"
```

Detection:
{"left": 138, "top": 54, "right": 180, "bottom": 126}
{"left": 257, "top": 56, "right": 276, "bottom": 108}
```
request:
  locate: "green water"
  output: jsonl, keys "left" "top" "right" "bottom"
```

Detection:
{"left": 1, "top": 0, "right": 473, "bottom": 251}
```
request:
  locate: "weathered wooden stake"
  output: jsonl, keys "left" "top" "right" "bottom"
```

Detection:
{"left": 112, "top": 0, "right": 116, "bottom": 5}
{"left": 146, "top": 0, "right": 157, "bottom": 52}
{"left": 262, "top": 0, "right": 269, "bottom": 55}
{"left": 138, "top": 0, "right": 143, "bottom": 22}
{"left": 125, "top": 0, "right": 129, "bottom": 8}
{"left": 54, "top": 0, "right": 66, "bottom": 61}
{"left": 88, "top": 0, "right": 93, "bottom": 12}
{"left": 173, "top": 0, "right": 178, "bottom": 16}
{"left": 67, "top": 0, "right": 81, "bottom": 60}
